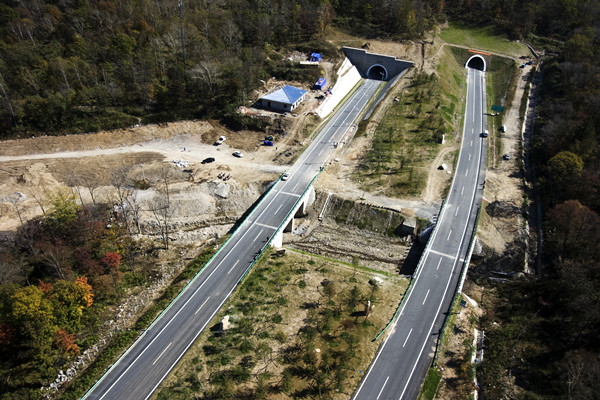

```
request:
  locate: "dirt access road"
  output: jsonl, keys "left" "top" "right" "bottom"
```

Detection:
{"left": 0, "top": 37, "right": 528, "bottom": 258}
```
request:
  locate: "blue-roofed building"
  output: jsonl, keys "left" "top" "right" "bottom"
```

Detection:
{"left": 259, "top": 85, "right": 307, "bottom": 112}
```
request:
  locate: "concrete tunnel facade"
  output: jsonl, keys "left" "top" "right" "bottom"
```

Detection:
{"left": 465, "top": 54, "right": 487, "bottom": 71}
{"left": 342, "top": 47, "right": 414, "bottom": 81}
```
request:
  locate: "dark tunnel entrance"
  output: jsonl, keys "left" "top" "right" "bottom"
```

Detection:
{"left": 367, "top": 64, "right": 388, "bottom": 80}
{"left": 466, "top": 55, "right": 486, "bottom": 71}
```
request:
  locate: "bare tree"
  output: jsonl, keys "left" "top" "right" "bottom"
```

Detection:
{"left": 156, "top": 164, "right": 174, "bottom": 204}
{"left": 0, "top": 251, "right": 23, "bottom": 285}
{"left": 220, "top": 17, "right": 240, "bottom": 47}
{"left": 111, "top": 166, "right": 134, "bottom": 233}
{"left": 7, "top": 195, "right": 25, "bottom": 227}
{"left": 0, "top": 72, "right": 16, "bottom": 127}
{"left": 124, "top": 189, "right": 143, "bottom": 235}
{"left": 29, "top": 184, "right": 49, "bottom": 216}
{"left": 80, "top": 173, "right": 101, "bottom": 206}
{"left": 189, "top": 61, "right": 220, "bottom": 97}
{"left": 150, "top": 194, "right": 172, "bottom": 250}
{"left": 37, "top": 238, "right": 72, "bottom": 279}
{"left": 63, "top": 171, "right": 85, "bottom": 205}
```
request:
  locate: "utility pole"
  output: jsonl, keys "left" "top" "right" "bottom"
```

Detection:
{"left": 178, "top": 0, "right": 187, "bottom": 78}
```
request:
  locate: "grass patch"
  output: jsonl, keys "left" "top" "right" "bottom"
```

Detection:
{"left": 418, "top": 366, "right": 442, "bottom": 400}
{"left": 302, "top": 114, "right": 321, "bottom": 139}
{"left": 155, "top": 249, "right": 407, "bottom": 399}
{"left": 441, "top": 22, "right": 530, "bottom": 57}
{"left": 354, "top": 47, "right": 465, "bottom": 198}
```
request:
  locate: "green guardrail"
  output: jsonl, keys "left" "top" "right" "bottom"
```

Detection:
{"left": 433, "top": 202, "right": 483, "bottom": 365}
{"left": 81, "top": 174, "right": 284, "bottom": 399}
{"left": 239, "top": 164, "right": 326, "bottom": 283}
{"left": 372, "top": 196, "right": 448, "bottom": 341}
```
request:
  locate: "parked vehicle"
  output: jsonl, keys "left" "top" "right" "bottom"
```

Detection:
{"left": 503, "top": 154, "right": 511, "bottom": 160}
{"left": 232, "top": 151, "right": 243, "bottom": 158}
{"left": 202, "top": 157, "right": 215, "bottom": 164}
{"left": 281, "top": 172, "right": 290, "bottom": 181}
{"left": 481, "top": 130, "right": 489, "bottom": 137}
{"left": 214, "top": 135, "right": 226, "bottom": 145}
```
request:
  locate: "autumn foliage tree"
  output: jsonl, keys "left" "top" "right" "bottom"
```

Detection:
{"left": 55, "top": 329, "right": 80, "bottom": 357}
{"left": 0, "top": 277, "right": 94, "bottom": 359}
{"left": 101, "top": 252, "right": 123, "bottom": 297}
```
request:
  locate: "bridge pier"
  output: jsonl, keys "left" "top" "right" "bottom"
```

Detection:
{"left": 271, "top": 186, "right": 315, "bottom": 248}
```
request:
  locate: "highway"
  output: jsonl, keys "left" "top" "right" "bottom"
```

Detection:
{"left": 352, "top": 67, "right": 487, "bottom": 400}
{"left": 82, "top": 79, "right": 382, "bottom": 400}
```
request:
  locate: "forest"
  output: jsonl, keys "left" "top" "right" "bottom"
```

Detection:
{"left": 477, "top": 19, "right": 600, "bottom": 399}
{"left": 1, "top": 0, "right": 589, "bottom": 138}
{"left": 1, "top": 0, "right": 600, "bottom": 398}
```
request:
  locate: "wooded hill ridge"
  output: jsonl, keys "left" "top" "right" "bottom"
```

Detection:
{"left": 1, "top": 0, "right": 600, "bottom": 399}
{"left": 0, "top": 0, "right": 593, "bottom": 137}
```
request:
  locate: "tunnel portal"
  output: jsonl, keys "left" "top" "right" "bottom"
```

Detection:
{"left": 367, "top": 64, "right": 388, "bottom": 80}
{"left": 466, "top": 55, "right": 486, "bottom": 71}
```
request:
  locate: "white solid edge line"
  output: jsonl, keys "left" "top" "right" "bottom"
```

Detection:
{"left": 397, "top": 67, "right": 485, "bottom": 400}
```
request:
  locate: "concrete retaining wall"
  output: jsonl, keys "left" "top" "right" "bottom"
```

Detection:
{"left": 315, "top": 58, "right": 362, "bottom": 118}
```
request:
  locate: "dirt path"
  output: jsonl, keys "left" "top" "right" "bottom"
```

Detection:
{"left": 423, "top": 145, "right": 455, "bottom": 203}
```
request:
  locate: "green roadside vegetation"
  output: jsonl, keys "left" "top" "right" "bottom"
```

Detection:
{"left": 485, "top": 55, "right": 519, "bottom": 163}
{"left": 441, "top": 22, "right": 530, "bottom": 58}
{"left": 418, "top": 367, "right": 442, "bottom": 400}
{"left": 354, "top": 46, "right": 465, "bottom": 197}
{"left": 154, "top": 249, "right": 408, "bottom": 399}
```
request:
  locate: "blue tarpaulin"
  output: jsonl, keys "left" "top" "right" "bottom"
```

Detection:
{"left": 309, "top": 53, "right": 321, "bottom": 62}
{"left": 314, "top": 77, "right": 326, "bottom": 90}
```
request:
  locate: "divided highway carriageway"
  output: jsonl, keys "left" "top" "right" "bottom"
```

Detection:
{"left": 82, "top": 79, "right": 381, "bottom": 400}
{"left": 352, "top": 67, "right": 487, "bottom": 400}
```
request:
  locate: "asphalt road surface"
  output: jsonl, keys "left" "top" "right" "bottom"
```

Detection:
{"left": 352, "top": 67, "right": 487, "bottom": 400}
{"left": 82, "top": 79, "right": 382, "bottom": 400}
